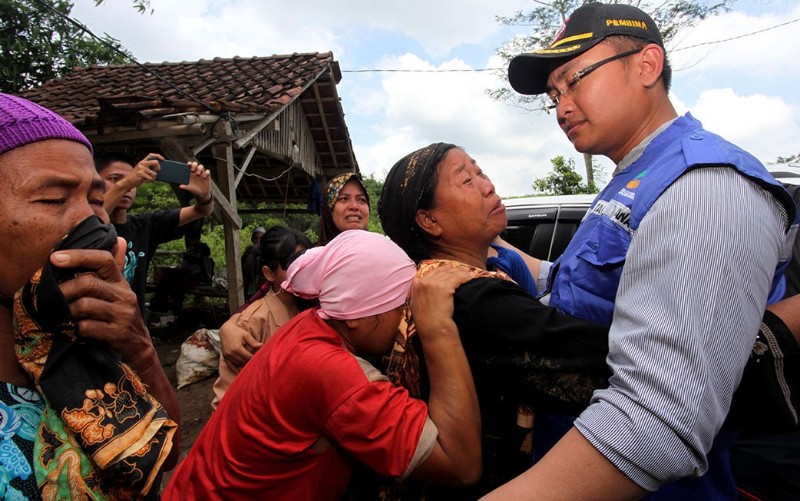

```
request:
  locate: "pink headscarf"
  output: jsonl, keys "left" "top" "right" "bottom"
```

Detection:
{"left": 282, "top": 230, "right": 415, "bottom": 320}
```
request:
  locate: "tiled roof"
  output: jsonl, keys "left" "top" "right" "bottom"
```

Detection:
{"left": 19, "top": 52, "right": 338, "bottom": 126}
{"left": 18, "top": 52, "right": 358, "bottom": 206}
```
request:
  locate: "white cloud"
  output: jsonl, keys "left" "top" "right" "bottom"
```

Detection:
{"left": 74, "top": 0, "right": 532, "bottom": 60}
{"left": 670, "top": 4, "right": 800, "bottom": 80}
{"left": 349, "top": 53, "right": 579, "bottom": 197}
{"left": 68, "top": 0, "right": 799, "bottom": 197}
{"left": 74, "top": 0, "right": 344, "bottom": 61}
{"left": 690, "top": 89, "right": 800, "bottom": 161}
{"left": 670, "top": 5, "right": 800, "bottom": 162}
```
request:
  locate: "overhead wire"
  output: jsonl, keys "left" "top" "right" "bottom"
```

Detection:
{"left": 340, "top": 15, "right": 800, "bottom": 73}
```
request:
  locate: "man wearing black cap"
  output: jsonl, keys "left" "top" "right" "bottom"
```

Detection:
{"left": 489, "top": 2, "right": 798, "bottom": 499}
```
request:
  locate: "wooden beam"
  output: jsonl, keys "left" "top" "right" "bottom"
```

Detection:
{"left": 160, "top": 137, "right": 242, "bottom": 229}
{"left": 234, "top": 145, "right": 258, "bottom": 189}
{"left": 311, "top": 81, "right": 339, "bottom": 170}
{"left": 238, "top": 207, "right": 315, "bottom": 215}
{"left": 213, "top": 142, "right": 244, "bottom": 313}
{"left": 233, "top": 111, "right": 282, "bottom": 150}
{"left": 86, "top": 124, "right": 207, "bottom": 144}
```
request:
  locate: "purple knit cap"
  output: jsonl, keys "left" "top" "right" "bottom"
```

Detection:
{"left": 0, "top": 93, "right": 93, "bottom": 156}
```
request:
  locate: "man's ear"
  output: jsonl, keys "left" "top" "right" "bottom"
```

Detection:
{"left": 262, "top": 265, "right": 276, "bottom": 282}
{"left": 415, "top": 209, "right": 443, "bottom": 238}
{"left": 639, "top": 43, "right": 664, "bottom": 88}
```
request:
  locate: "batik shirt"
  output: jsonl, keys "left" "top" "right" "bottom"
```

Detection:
{"left": 0, "top": 382, "right": 44, "bottom": 500}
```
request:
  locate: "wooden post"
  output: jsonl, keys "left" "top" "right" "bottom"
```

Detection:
{"left": 161, "top": 137, "right": 244, "bottom": 313}
{"left": 213, "top": 142, "right": 244, "bottom": 313}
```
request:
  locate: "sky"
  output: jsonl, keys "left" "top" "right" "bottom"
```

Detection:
{"left": 70, "top": 0, "right": 800, "bottom": 197}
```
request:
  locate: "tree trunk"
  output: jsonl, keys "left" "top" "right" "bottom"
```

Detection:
{"left": 583, "top": 153, "right": 594, "bottom": 187}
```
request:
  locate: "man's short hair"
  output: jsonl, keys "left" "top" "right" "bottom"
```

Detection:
{"left": 604, "top": 35, "right": 672, "bottom": 92}
{"left": 94, "top": 151, "right": 134, "bottom": 173}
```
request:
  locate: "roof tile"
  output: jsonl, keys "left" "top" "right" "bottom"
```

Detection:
{"left": 19, "top": 52, "right": 335, "bottom": 126}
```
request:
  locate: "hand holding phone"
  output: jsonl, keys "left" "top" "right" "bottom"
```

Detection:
{"left": 155, "top": 160, "right": 191, "bottom": 185}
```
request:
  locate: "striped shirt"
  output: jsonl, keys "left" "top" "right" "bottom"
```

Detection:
{"left": 569, "top": 166, "right": 788, "bottom": 490}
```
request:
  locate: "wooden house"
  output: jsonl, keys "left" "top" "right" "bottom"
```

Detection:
{"left": 19, "top": 52, "right": 359, "bottom": 311}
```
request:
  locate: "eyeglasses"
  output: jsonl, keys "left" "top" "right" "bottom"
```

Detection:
{"left": 545, "top": 47, "right": 643, "bottom": 110}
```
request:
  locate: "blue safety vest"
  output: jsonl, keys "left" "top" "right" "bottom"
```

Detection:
{"left": 549, "top": 113, "right": 797, "bottom": 322}
{"left": 544, "top": 114, "right": 797, "bottom": 499}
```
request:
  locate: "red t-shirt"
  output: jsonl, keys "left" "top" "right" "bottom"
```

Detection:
{"left": 164, "top": 309, "right": 437, "bottom": 500}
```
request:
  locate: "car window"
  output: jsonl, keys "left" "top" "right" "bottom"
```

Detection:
{"left": 503, "top": 203, "right": 589, "bottom": 261}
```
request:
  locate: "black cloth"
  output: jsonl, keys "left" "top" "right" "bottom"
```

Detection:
{"left": 728, "top": 309, "right": 800, "bottom": 432}
{"left": 113, "top": 209, "right": 184, "bottom": 314}
{"left": 15, "top": 215, "right": 175, "bottom": 498}
{"left": 730, "top": 308, "right": 800, "bottom": 500}
{"left": 240, "top": 244, "right": 262, "bottom": 298}
{"left": 179, "top": 242, "right": 214, "bottom": 283}
{"left": 731, "top": 428, "right": 800, "bottom": 500}
{"left": 782, "top": 183, "right": 800, "bottom": 298}
{"left": 413, "top": 277, "right": 611, "bottom": 499}
{"left": 454, "top": 277, "right": 610, "bottom": 391}
{"left": 150, "top": 242, "right": 214, "bottom": 315}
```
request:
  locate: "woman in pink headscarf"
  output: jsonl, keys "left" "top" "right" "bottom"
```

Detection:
{"left": 164, "top": 230, "right": 481, "bottom": 500}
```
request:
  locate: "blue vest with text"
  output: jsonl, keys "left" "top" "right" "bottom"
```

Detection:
{"left": 544, "top": 113, "right": 797, "bottom": 499}
{"left": 549, "top": 114, "right": 797, "bottom": 323}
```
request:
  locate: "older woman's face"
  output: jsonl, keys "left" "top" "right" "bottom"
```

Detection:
{"left": 0, "top": 140, "right": 107, "bottom": 300}
{"left": 332, "top": 180, "right": 369, "bottom": 232}
{"left": 427, "top": 148, "right": 506, "bottom": 245}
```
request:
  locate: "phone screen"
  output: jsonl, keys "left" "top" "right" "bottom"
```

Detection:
{"left": 156, "top": 160, "right": 190, "bottom": 185}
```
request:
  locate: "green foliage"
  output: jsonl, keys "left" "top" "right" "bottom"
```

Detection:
{"left": 94, "top": 0, "right": 152, "bottom": 15}
{"left": 775, "top": 154, "right": 799, "bottom": 164}
{"left": 0, "top": 0, "right": 132, "bottom": 93}
{"left": 532, "top": 155, "right": 597, "bottom": 195}
{"left": 362, "top": 174, "right": 385, "bottom": 235}
{"left": 129, "top": 175, "right": 387, "bottom": 270}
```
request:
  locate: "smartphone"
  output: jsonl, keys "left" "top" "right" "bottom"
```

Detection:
{"left": 156, "top": 160, "right": 190, "bottom": 185}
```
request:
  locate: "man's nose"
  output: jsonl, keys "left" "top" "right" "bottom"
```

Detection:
{"left": 481, "top": 178, "right": 496, "bottom": 197}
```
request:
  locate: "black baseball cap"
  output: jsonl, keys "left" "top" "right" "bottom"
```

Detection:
{"left": 508, "top": 2, "right": 664, "bottom": 95}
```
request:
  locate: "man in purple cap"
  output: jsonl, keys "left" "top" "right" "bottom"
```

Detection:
{"left": 487, "top": 3, "right": 799, "bottom": 499}
{"left": 0, "top": 93, "right": 180, "bottom": 499}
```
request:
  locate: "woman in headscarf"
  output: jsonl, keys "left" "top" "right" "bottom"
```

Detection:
{"left": 164, "top": 230, "right": 481, "bottom": 500}
{"left": 221, "top": 173, "right": 373, "bottom": 364}
{"left": 379, "top": 142, "right": 611, "bottom": 495}
{"left": 211, "top": 225, "right": 312, "bottom": 409}
{"left": 318, "top": 173, "right": 370, "bottom": 245}
{"left": 381, "top": 143, "right": 800, "bottom": 499}
{"left": 0, "top": 93, "right": 179, "bottom": 499}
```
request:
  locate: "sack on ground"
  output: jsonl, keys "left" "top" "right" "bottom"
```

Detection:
{"left": 176, "top": 328, "right": 220, "bottom": 389}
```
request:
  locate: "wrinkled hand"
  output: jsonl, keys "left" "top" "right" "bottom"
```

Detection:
{"left": 410, "top": 266, "right": 474, "bottom": 343}
{"left": 50, "top": 238, "right": 152, "bottom": 366}
{"left": 180, "top": 162, "right": 212, "bottom": 201}
{"left": 219, "top": 316, "right": 263, "bottom": 372}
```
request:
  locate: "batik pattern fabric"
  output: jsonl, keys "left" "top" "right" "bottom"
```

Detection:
{"left": 385, "top": 259, "right": 513, "bottom": 399}
{"left": 13, "top": 216, "right": 176, "bottom": 500}
{"left": 0, "top": 382, "right": 44, "bottom": 500}
{"left": 378, "top": 259, "right": 515, "bottom": 501}
{"left": 324, "top": 173, "right": 366, "bottom": 211}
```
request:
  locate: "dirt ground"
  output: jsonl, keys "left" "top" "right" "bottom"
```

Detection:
{"left": 149, "top": 301, "right": 227, "bottom": 489}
